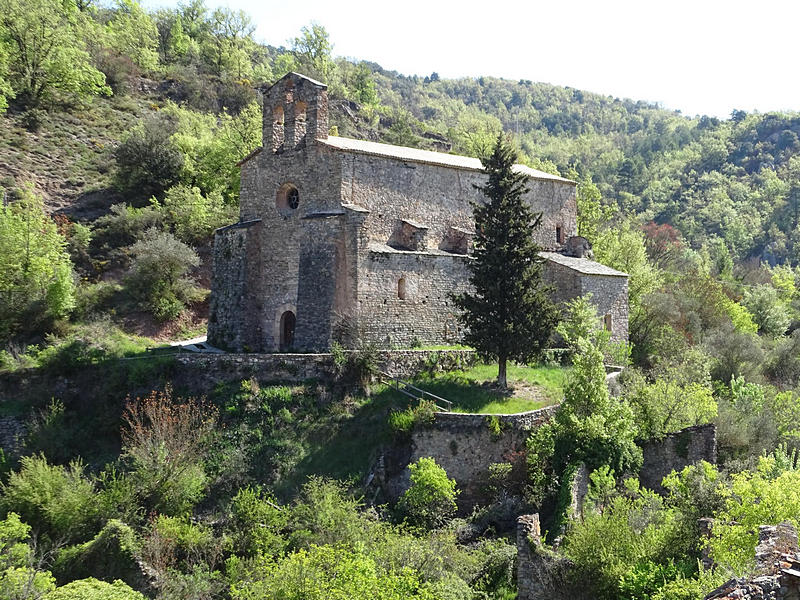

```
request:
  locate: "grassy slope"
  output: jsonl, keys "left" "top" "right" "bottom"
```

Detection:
{"left": 0, "top": 94, "right": 151, "bottom": 217}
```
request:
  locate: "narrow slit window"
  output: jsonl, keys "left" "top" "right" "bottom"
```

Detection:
{"left": 556, "top": 225, "right": 563, "bottom": 244}
{"left": 604, "top": 314, "right": 612, "bottom": 331}
{"left": 398, "top": 277, "right": 407, "bottom": 300}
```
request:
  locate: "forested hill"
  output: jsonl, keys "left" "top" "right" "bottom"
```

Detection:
{"left": 1, "top": 0, "right": 799, "bottom": 268}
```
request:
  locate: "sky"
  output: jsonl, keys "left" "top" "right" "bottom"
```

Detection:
{"left": 141, "top": 0, "right": 800, "bottom": 119}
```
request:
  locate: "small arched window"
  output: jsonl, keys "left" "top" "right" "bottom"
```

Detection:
{"left": 398, "top": 277, "right": 407, "bottom": 300}
{"left": 276, "top": 183, "right": 299, "bottom": 215}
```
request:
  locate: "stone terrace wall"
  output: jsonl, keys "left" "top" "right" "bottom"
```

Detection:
{"left": 386, "top": 405, "right": 559, "bottom": 510}
{"left": 0, "top": 416, "right": 25, "bottom": 455}
{"left": 639, "top": 424, "right": 717, "bottom": 492}
{"left": 174, "top": 349, "right": 477, "bottom": 387}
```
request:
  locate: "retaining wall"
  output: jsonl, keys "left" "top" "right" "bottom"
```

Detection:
{"left": 174, "top": 349, "right": 477, "bottom": 386}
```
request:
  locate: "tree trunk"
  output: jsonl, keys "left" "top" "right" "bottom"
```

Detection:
{"left": 497, "top": 357, "right": 508, "bottom": 389}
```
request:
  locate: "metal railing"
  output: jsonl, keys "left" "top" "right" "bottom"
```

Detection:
{"left": 381, "top": 373, "right": 453, "bottom": 411}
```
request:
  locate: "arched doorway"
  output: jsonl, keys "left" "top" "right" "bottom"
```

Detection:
{"left": 280, "top": 310, "right": 296, "bottom": 350}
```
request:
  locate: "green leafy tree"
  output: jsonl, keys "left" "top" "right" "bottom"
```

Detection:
{"left": 204, "top": 7, "right": 254, "bottom": 78}
{"left": 291, "top": 23, "right": 334, "bottom": 83}
{"left": 528, "top": 337, "right": 641, "bottom": 505}
{"left": 104, "top": 0, "right": 160, "bottom": 72}
{"left": 398, "top": 457, "right": 459, "bottom": 529}
{"left": 114, "top": 114, "right": 185, "bottom": 202}
{"left": 0, "top": 187, "right": 76, "bottom": 341}
{"left": 0, "top": 0, "right": 110, "bottom": 107}
{"left": 454, "top": 135, "right": 559, "bottom": 387}
{"left": 743, "top": 284, "right": 790, "bottom": 338}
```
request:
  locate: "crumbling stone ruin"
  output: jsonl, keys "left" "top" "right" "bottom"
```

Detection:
{"left": 705, "top": 522, "right": 800, "bottom": 600}
{"left": 208, "top": 72, "right": 629, "bottom": 352}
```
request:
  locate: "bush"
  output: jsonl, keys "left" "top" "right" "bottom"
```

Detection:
{"left": 397, "top": 457, "right": 459, "bottom": 528}
{"left": 230, "top": 544, "right": 436, "bottom": 600}
{"left": 92, "top": 204, "right": 162, "bottom": 250}
{"left": 125, "top": 228, "right": 202, "bottom": 321}
{"left": 155, "top": 185, "right": 235, "bottom": 244}
{"left": 52, "top": 520, "right": 141, "bottom": 586}
{"left": 121, "top": 389, "right": 217, "bottom": 515}
{"left": 0, "top": 188, "right": 75, "bottom": 342}
{"left": 44, "top": 578, "right": 145, "bottom": 600}
{"left": 229, "top": 486, "right": 288, "bottom": 557}
{"left": 561, "top": 485, "right": 687, "bottom": 600}
{"left": 114, "top": 115, "right": 184, "bottom": 202}
{"left": 0, "top": 455, "right": 98, "bottom": 543}
{"left": 388, "top": 400, "right": 436, "bottom": 434}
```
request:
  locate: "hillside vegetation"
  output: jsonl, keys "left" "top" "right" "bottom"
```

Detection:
{"left": 2, "top": 1, "right": 800, "bottom": 599}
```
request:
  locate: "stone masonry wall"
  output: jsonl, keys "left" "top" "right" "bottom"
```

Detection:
{"left": 174, "top": 349, "right": 477, "bottom": 388}
{"left": 208, "top": 220, "right": 261, "bottom": 351}
{"left": 580, "top": 273, "right": 629, "bottom": 343}
{"left": 639, "top": 424, "right": 717, "bottom": 492}
{"left": 0, "top": 416, "right": 26, "bottom": 456}
{"left": 387, "top": 405, "right": 559, "bottom": 509}
{"left": 358, "top": 248, "right": 472, "bottom": 347}
{"left": 339, "top": 151, "right": 577, "bottom": 254}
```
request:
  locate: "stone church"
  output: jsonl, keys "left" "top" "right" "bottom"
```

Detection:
{"left": 208, "top": 72, "right": 628, "bottom": 353}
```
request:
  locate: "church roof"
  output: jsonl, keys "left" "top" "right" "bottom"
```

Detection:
{"left": 321, "top": 136, "right": 575, "bottom": 184}
{"left": 540, "top": 252, "right": 628, "bottom": 277}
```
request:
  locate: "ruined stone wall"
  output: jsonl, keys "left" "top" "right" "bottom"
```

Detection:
{"left": 388, "top": 405, "right": 559, "bottom": 509}
{"left": 579, "top": 273, "right": 629, "bottom": 343}
{"left": 339, "top": 151, "right": 577, "bottom": 252}
{"left": 357, "top": 248, "right": 472, "bottom": 347}
{"left": 639, "top": 424, "right": 717, "bottom": 492}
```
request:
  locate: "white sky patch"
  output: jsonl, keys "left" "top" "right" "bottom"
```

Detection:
{"left": 139, "top": 0, "right": 800, "bottom": 118}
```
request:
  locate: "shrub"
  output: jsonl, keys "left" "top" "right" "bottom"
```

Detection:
{"left": 388, "top": 400, "right": 436, "bottom": 434}
{"left": 125, "top": 228, "right": 202, "bottom": 321}
{"left": 230, "top": 544, "right": 436, "bottom": 600}
{"left": 44, "top": 578, "right": 145, "bottom": 600}
{"left": 706, "top": 468, "right": 800, "bottom": 575}
{"left": 397, "top": 457, "right": 459, "bottom": 528}
{"left": 0, "top": 455, "right": 98, "bottom": 543}
{"left": 155, "top": 185, "right": 235, "bottom": 244}
{"left": 121, "top": 388, "right": 217, "bottom": 515}
{"left": 52, "top": 520, "right": 141, "bottom": 586}
{"left": 561, "top": 485, "right": 687, "bottom": 600}
{"left": 92, "top": 204, "right": 162, "bottom": 250}
{"left": 229, "top": 486, "right": 288, "bottom": 557}
{"left": 114, "top": 115, "right": 184, "bottom": 202}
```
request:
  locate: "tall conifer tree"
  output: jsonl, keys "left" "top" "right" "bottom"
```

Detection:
{"left": 454, "top": 135, "right": 558, "bottom": 387}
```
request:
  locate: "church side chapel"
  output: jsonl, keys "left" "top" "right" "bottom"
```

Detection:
{"left": 208, "top": 72, "right": 628, "bottom": 352}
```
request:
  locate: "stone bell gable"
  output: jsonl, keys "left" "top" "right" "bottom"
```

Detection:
{"left": 208, "top": 72, "right": 629, "bottom": 352}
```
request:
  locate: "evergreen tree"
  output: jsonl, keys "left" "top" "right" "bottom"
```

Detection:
{"left": 454, "top": 135, "right": 558, "bottom": 387}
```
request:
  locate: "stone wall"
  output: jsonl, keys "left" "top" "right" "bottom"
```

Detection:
{"left": 386, "top": 405, "right": 559, "bottom": 509}
{"left": 0, "top": 416, "right": 25, "bottom": 455}
{"left": 639, "top": 424, "right": 717, "bottom": 492}
{"left": 174, "top": 349, "right": 477, "bottom": 387}
{"left": 705, "top": 522, "right": 800, "bottom": 600}
{"left": 208, "top": 220, "right": 261, "bottom": 351}
{"left": 358, "top": 248, "right": 472, "bottom": 347}
{"left": 579, "top": 273, "right": 629, "bottom": 343}
{"left": 516, "top": 513, "right": 589, "bottom": 600}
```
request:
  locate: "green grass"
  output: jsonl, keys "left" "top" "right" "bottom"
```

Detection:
{"left": 381, "top": 363, "right": 569, "bottom": 415}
